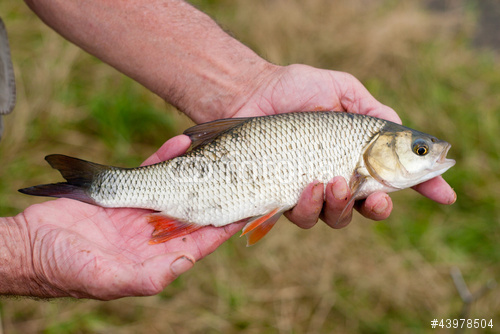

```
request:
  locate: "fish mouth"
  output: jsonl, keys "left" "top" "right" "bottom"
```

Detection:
{"left": 437, "top": 143, "right": 456, "bottom": 169}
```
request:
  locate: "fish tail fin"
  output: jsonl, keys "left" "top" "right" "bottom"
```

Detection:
{"left": 18, "top": 154, "right": 110, "bottom": 204}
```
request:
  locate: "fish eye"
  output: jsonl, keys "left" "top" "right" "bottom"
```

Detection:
{"left": 412, "top": 139, "right": 429, "bottom": 156}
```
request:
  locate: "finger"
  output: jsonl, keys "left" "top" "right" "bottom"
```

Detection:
{"left": 135, "top": 252, "right": 195, "bottom": 296}
{"left": 366, "top": 104, "right": 402, "bottom": 125}
{"left": 92, "top": 252, "right": 195, "bottom": 300}
{"left": 320, "top": 176, "right": 353, "bottom": 229}
{"left": 141, "top": 134, "right": 192, "bottom": 166}
{"left": 170, "top": 255, "right": 195, "bottom": 277}
{"left": 284, "top": 182, "right": 324, "bottom": 229}
{"left": 337, "top": 72, "right": 402, "bottom": 124}
{"left": 158, "top": 221, "right": 246, "bottom": 261}
{"left": 412, "top": 176, "right": 456, "bottom": 205}
{"left": 354, "top": 192, "right": 393, "bottom": 221}
{"left": 185, "top": 221, "right": 246, "bottom": 259}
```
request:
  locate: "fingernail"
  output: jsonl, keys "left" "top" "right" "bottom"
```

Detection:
{"left": 170, "top": 256, "right": 194, "bottom": 276}
{"left": 332, "top": 178, "right": 348, "bottom": 201}
{"left": 311, "top": 182, "right": 323, "bottom": 202}
{"left": 373, "top": 196, "right": 389, "bottom": 215}
{"left": 448, "top": 189, "right": 457, "bottom": 205}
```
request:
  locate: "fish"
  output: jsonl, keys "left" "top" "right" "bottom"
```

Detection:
{"left": 0, "top": 17, "right": 17, "bottom": 141}
{"left": 19, "top": 111, "right": 455, "bottom": 245}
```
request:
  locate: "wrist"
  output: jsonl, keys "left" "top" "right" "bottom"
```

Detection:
{"left": 0, "top": 216, "right": 34, "bottom": 296}
{"left": 0, "top": 215, "right": 61, "bottom": 298}
{"left": 177, "top": 56, "right": 280, "bottom": 123}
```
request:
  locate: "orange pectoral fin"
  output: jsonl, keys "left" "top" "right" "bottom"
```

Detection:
{"left": 241, "top": 208, "right": 283, "bottom": 246}
{"left": 148, "top": 214, "right": 203, "bottom": 244}
{"left": 335, "top": 197, "right": 355, "bottom": 228}
{"left": 334, "top": 173, "right": 367, "bottom": 228}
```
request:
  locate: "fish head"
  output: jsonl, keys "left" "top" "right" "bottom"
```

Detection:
{"left": 363, "top": 124, "right": 455, "bottom": 189}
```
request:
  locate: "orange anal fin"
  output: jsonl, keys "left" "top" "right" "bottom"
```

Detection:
{"left": 241, "top": 208, "right": 282, "bottom": 246}
{"left": 147, "top": 215, "right": 202, "bottom": 244}
{"left": 241, "top": 208, "right": 280, "bottom": 236}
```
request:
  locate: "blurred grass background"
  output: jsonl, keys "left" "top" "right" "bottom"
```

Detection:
{"left": 0, "top": 0, "right": 499, "bottom": 333}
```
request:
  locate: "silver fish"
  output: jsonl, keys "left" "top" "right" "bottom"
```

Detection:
{"left": 19, "top": 112, "right": 455, "bottom": 245}
{"left": 0, "top": 17, "right": 16, "bottom": 140}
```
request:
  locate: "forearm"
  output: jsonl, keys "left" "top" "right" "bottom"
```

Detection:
{"left": 0, "top": 216, "right": 36, "bottom": 296}
{"left": 24, "top": 0, "right": 275, "bottom": 122}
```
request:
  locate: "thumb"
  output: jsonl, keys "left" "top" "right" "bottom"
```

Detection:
{"left": 170, "top": 255, "right": 196, "bottom": 277}
{"left": 338, "top": 72, "right": 402, "bottom": 124}
{"left": 133, "top": 252, "right": 195, "bottom": 296}
{"left": 141, "top": 134, "right": 192, "bottom": 166}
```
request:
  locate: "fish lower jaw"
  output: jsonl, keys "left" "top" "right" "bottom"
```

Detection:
{"left": 411, "top": 163, "right": 455, "bottom": 187}
{"left": 354, "top": 177, "right": 400, "bottom": 200}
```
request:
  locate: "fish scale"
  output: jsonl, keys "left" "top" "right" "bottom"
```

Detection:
{"left": 19, "top": 111, "right": 455, "bottom": 245}
{"left": 89, "top": 112, "right": 386, "bottom": 226}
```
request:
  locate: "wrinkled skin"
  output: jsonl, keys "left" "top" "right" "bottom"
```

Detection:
{"left": 17, "top": 136, "right": 244, "bottom": 300}
{"left": 13, "top": 66, "right": 455, "bottom": 300}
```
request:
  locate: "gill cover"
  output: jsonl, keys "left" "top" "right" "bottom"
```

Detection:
{"left": 363, "top": 123, "right": 454, "bottom": 190}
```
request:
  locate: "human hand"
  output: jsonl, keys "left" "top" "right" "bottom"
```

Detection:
{"left": 13, "top": 135, "right": 243, "bottom": 300}
{"left": 229, "top": 64, "right": 456, "bottom": 228}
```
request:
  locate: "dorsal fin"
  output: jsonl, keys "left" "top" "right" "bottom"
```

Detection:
{"left": 183, "top": 117, "right": 251, "bottom": 149}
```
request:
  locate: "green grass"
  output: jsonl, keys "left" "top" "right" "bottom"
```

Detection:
{"left": 1, "top": 0, "right": 499, "bottom": 333}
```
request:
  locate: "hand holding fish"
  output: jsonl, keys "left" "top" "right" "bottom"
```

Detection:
{"left": 1, "top": 137, "right": 243, "bottom": 299}
{"left": 205, "top": 64, "right": 456, "bottom": 230}
{"left": 3, "top": 0, "right": 456, "bottom": 300}
{"left": 141, "top": 65, "right": 455, "bottom": 234}
{"left": 22, "top": 0, "right": 456, "bottom": 231}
